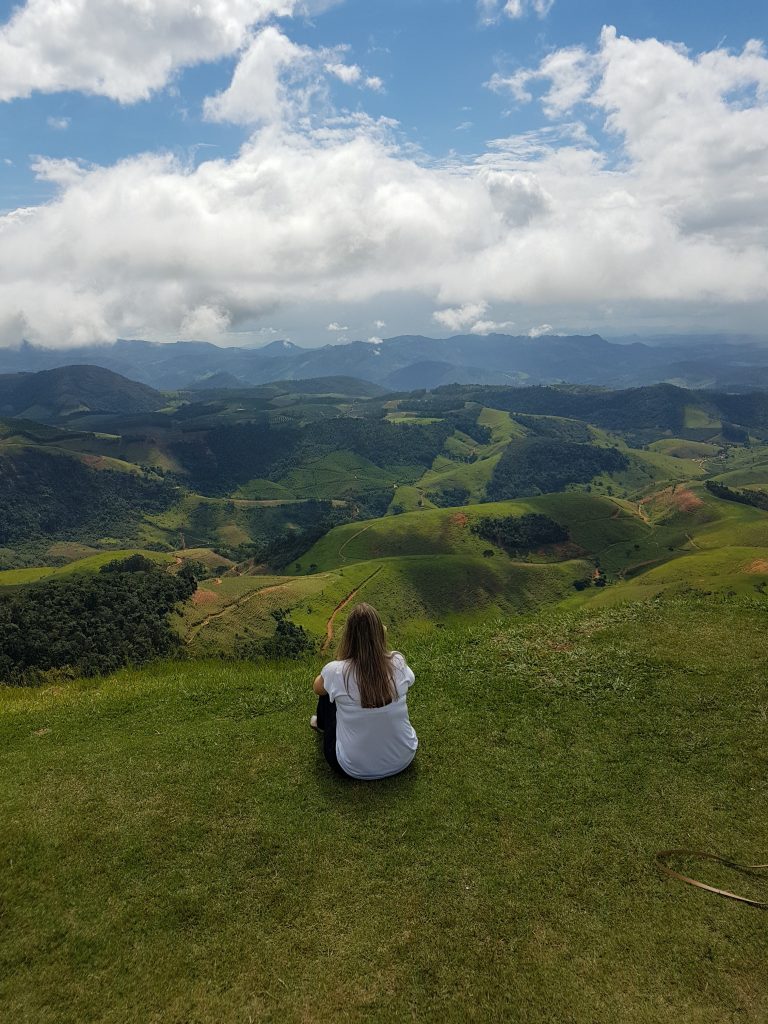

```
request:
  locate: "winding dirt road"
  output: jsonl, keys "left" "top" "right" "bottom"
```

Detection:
{"left": 337, "top": 521, "right": 378, "bottom": 562}
{"left": 186, "top": 581, "right": 296, "bottom": 644}
{"left": 322, "top": 566, "right": 383, "bottom": 651}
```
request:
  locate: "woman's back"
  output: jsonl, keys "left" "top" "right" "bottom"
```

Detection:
{"left": 321, "top": 652, "right": 418, "bottom": 780}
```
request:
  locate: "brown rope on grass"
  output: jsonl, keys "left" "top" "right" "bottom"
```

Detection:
{"left": 656, "top": 850, "right": 768, "bottom": 909}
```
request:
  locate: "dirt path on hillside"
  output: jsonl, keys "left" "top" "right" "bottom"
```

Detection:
{"left": 186, "top": 581, "right": 296, "bottom": 644}
{"left": 338, "top": 521, "right": 378, "bottom": 562}
{"left": 322, "top": 567, "right": 383, "bottom": 651}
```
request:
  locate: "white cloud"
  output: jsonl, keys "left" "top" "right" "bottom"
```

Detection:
{"left": 433, "top": 302, "right": 490, "bottom": 332}
{"left": 0, "top": 0, "right": 338, "bottom": 103}
{"left": 367, "top": 335, "right": 383, "bottom": 344}
{"left": 528, "top": 323, "right": 554, "bottom": 337}
{"left": 433, "top": 303, "right": 515, "bottom": 335}
{"left": 1, "top": 27, "right": 767, "bottom": 346}
{"left": 204, "top": 28, "right": 382, "bottom": 126}
{"left": 326, "top": 62, "right": 361, "bottom": 84}
{"left": 180, "top": 304, "right": 232, "bottom": 340}
{"left": 487, "top": 46, "right": 597, "bottom": 117}
{"left": 373, "top": 319, "right": 386, "bottom": 328}
{"left": 325, "top": 63, "right": 382, "bottom": 91}
{"left": 479, "top": 0, "right": 554, "bottom": 25}
{"left": 327, "top": 321, "right": 348, "bottom": 331}
{"left": 471, "top": 319, "right": 516, "bottom": 335}
{"left": 46, "top": 115, "right": 70, "bottom": 130}
{"left": 204, "top": 27, "right": 316, "bottom": 126}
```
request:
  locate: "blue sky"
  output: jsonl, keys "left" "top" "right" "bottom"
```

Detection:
{"left": 0, "top": 0, "right": 766, "bottom": 347}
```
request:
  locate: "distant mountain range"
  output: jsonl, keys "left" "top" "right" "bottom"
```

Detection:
{"left": 1, "top": 333, "right": 768, "bottom": 392}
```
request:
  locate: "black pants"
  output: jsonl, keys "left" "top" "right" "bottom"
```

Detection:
{"left": 315, "top": 695, "right": 352, "bottom": 778}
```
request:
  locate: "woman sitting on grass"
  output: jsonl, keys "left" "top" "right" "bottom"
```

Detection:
{"left": 311, "top": 603, "right": 418, "bottom": 780}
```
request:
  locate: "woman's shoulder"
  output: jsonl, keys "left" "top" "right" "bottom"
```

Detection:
{"left": 390, "top": 651, "right": 413, "bottom": 675}
{"left": 322, "top": 658, "right": 347, "bottom": 675}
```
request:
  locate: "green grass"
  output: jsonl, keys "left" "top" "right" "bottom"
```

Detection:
{"left": 0, "top": 550, "right": 174, "bottom": 587}
{"left": 44, "top": 542, "right": 101, "bottom": 562}
{"left": 182, "top": 572, "right": 340, "bottom": 654}
{"left": 299, "top": 493, "right": 655, "bottom": 574}
{"left": 582, "top": 445, "right": 705, "bottom": 501}
{"left": 387, "top": 485, "right": 436, "bottom": 513}
{"left": 233, "top": 479, "right": 295, "bottom": 500}
{"left": 650, "top": 438, "right": 722, "bottom": 459}
{"left": 710, "top": 447, "right": 768, "bottom": 487}
{"left": 181, "top": 551, "right": 589, "bottom": 654}
{"left": 684, "top": 404, "right": 721, "bottom": 429}
{"left": 2, "top": 595, "right": 767, "bottom": 1023}
{"left": 582, "top": 546, "right": 768, "bottom": 606}
{"left": 417, "top": 451, "right": 502, "bottom": 503}
{"left": 477, "top": 406, "right": 527, "bottom": 444}
{"left": 278, "top": 451, "right": 420, "bottom": 499}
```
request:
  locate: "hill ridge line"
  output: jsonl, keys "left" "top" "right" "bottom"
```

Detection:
{"left": 322, "top": 566, "right": 384, "bottom": 651}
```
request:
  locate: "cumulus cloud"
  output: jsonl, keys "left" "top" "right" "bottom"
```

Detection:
{"left": 433, "top": 303, "right": 515, "bottom": 335}
{"left": 487, "top": 46, "right": 596, "bottom": 116}
{"left": 471, "top": 319, "right": 516, "bottom": 335}
{"left": 203, "top": 28, "right": 383, "bottom": 125}
{"left": 1, "top": 26, "right": 767, "bottom": 345}
{"left": 433, "top": 302, "right": 491, "bottom": 332}
{"left": 46, "top": 115, "right": 70, "bottom": 130}
{"left": 180, "top": 304, "right": 232, "bottom": 340}
{"left": 204, "top": 27, "right": 317, "bottom": 126}
{"left": 326, "top": 62, "right": 361, "bottom": 84}
{"left": 0, "top": 1, "right": 340, "bottom": 103}
{"left": 528, "top": 323, "right": 554, "bottom": 337}
{"left": 327, "top": 321, "right": 349, "bottom": 331}
{"left": 324, "top": 62, "right": 382, "bottom": 89}
{"left": 478, "top": 0, "right": 554, "bottom": 25}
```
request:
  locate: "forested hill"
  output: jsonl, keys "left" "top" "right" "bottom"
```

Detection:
{"left": 409, "top": 383, "right": 768, "bottom": 433}
{"left": 0, "top": 364, "right": 165, "bottom": 422}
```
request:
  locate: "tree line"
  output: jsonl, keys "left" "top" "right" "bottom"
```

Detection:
{"left": 0, "top": 556, "right": 197, "bottom": 686}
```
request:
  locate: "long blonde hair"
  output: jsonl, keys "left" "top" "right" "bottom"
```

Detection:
{"left": 337, "top": 603, "right": 397, "bottom": 708}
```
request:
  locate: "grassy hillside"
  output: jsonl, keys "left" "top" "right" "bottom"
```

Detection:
{"left": 299, "top": 493, "right": 664, "bottom": 574}
{"left": 2, "top": 595, "right": 766, "bottom": 1023}
{"left": 0, "top": 549, "right": 174, "bottom": 587}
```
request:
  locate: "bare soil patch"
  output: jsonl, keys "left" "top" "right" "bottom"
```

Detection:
{"left": 745, "top": 559, "right": 768, "bottom": 574}
{"left": 640, "top": 487, "right": 703, "bottom": 516}
{"left": 192, "top": 588, "right": 218, "bottom": 607}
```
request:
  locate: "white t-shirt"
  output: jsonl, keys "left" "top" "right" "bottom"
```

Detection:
{"left": 321, "top": 652, "right": 418, "bottom": 780}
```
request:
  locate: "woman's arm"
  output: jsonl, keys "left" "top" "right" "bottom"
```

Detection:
{"left": 313, "top": 674, "right": 328, "bottom": 696}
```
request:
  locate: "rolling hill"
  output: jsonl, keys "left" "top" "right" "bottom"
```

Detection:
{"left": 0, "top": 364, "right": 166, "bottom": 422}
{"left": 3, "top": 367, "right": 768, "bottom": 656}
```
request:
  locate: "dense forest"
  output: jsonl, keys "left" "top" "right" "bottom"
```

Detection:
{"left": 0, "top": 449, "right": 177, "bottom": 546}
{"left": 487, "top": 439, "right": 628, "bottom": 500}
{"left": 171, "top": 416, "right": 453, "bottom": 494}
{"left": 0, "top": 556, "right": 196, "bottom": 685}
{"left": 427, "top": 382, "right": 768, "bottom": 434}
{"left": 472, "top": 514, "right": 569, "bottom": 555}
{"left": 705, "top": 480, "right": 768, "bottom": 511}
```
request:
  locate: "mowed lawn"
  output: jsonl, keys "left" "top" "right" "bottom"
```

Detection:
{"left": 1, "top": 596, "right": 767, "bottom": 1023}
